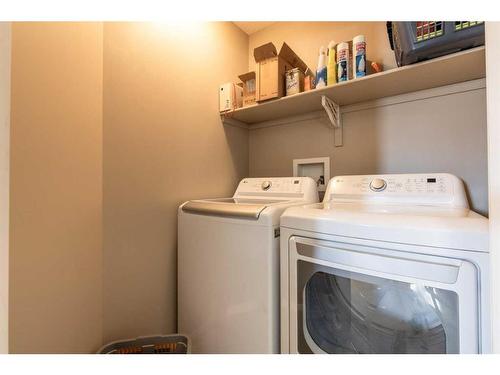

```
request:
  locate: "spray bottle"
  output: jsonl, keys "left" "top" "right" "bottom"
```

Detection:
{"left": 327, "top": 41, "right": 337, "bottom": 86}
{"left": 316, "top": 46, "right": 327, "bottom": 88}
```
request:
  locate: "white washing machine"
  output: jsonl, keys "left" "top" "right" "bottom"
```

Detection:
{"left": 280, "top": 173, "right": 490, "bottom": 354}
{"left": 178, "top": 177, "right": 318, "bottom": 353}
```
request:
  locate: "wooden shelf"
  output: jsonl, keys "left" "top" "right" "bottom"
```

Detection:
{"left": 225, "top": 46, "right": 485, "bottom": 125}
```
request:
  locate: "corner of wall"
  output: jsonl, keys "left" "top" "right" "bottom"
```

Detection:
{"left": 0, "top": 21, "right": 11, "bottom": 354}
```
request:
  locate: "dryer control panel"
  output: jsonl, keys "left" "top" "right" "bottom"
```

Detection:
{"left": 325, "top": 173, "right": 468, "bottom": 208}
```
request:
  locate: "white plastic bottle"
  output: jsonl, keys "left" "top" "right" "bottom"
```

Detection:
{"left": 337, "top": 42, "right": 350, "bottom": 82}
{"left": 315, "top": 46, "right": 327, "bottom": 88}
{"left": 327, "top": 41, "right": 337, "bottom": 86}
{"left": 353, "top": 35, "right": 366, "bottom": 78}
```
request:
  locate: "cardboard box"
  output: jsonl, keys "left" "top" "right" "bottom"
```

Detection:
{"left": 238, "top": 71, "right": 257, "bottom": 107}
{"left": 254, "top": 42, "right": 308, "bottom": 102}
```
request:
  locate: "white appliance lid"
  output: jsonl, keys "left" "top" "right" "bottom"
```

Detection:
{"left": 182, "top": 198, "right": 283, "bottom": 219}
{"left": 182, "top": 177, "right": 319, "bottom": 220}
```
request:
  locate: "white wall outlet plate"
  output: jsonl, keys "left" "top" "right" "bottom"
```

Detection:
{"left": 293, "top": 157, "right": 330, "bottom": 192}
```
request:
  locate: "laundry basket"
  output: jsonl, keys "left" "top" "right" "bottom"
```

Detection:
{"left": 97, "top": 334, "right": 190, "bottom": 354}
{"left": 387, "top": 21, "right": 485, "bottom": 66}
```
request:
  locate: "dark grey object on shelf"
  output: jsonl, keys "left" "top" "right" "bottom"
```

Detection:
{"left": 387, "top": 21, "right": 485, "bottom": 66}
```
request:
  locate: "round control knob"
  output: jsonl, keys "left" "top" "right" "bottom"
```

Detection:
{"left": 370, "top": 178, "right": 387, "bottom": 192}
{"left": 261, "top": 180, "right": 272, "bottom": 191}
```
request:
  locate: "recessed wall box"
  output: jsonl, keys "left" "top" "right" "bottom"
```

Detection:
{"left": 293, "top": 157, "right": 330, "bottom": 192}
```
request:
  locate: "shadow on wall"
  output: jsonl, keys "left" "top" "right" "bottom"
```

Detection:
{"left": 222, "top": 120, "right": 249, "bottom": 182}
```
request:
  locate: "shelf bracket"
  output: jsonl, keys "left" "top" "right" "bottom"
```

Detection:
{"left": 321, "top": 95, "right": 342, "bottom": 147}
{"left": 220, "top": 114, "right": 249, "bottom": 129}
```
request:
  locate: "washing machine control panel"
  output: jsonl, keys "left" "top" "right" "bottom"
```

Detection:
{"left": 237, "top": 178, "right": 304, "bottom": 195}
{"left": 325, "top": 173, "right": 468, "bottom": 208}
{"left": 234, "top": 178, "right": 318, "bottom": 202}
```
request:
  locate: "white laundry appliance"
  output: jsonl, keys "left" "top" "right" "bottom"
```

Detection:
{"left": 178, "top": 177, "right": 318, "bottom": 353}
{"left": 280, "top": 173, "right": 490, "bottom": 354}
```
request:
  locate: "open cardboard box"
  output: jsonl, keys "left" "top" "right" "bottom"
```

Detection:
{"left": 254, "top": 42, "right": 308, "bottom": 102}
{"left": 238, "top": 71, "right": 257, "bottom": 107}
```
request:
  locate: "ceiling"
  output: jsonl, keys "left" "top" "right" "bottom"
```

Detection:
{"left": 233, "top": 22, "right": 275, "bottom": 35}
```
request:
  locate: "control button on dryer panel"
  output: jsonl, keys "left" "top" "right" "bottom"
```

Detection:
{"left": 369, "top": 178, "right": 387, "bottom": 192}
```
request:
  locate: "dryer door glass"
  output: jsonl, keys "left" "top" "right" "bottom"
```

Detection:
{"left": 297, "top": 261, "right": 459, "bottom": 354}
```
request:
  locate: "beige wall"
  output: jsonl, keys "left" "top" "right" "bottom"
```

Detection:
{"left": 0, "top": 22, "right": 11, "bottom": 354}
{"left": 102, "top": 22, "right": 249, "bottom": 342}
{"left": 9, "top": 23, "right": 103, "bottom": 353}
{"left": 248, "top": 22, "right": 488, "bottom": 215}
{"left": 7, "top": 21, "right": 249, "bottom": 353}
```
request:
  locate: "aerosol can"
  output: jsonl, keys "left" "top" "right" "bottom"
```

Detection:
{"left": 336, "top": 42, "right": 350, "bottom": 82}
{"left": 353, "top": 35, "right": 366, "bottom": 78}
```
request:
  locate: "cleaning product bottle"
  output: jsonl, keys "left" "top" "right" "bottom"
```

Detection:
{"left": 327, "top": 41, "right": 337, "bottom": 86}
{"left": 315, "top": 46, "right": 327, "bottom": 88}
{"left": 353, "top": 35, "right": 366, "bottom": 78}
{"left": 337, "top": 42, "right": 350, "bottom": 82}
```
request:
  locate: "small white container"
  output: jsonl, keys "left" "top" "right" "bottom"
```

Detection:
{"left": 353, "top": 35, "right": 366, "bottom": 78}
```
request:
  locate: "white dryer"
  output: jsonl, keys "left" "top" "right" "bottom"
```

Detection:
{"left": 178, "top": 177, "right": 318, "bottom": 353}
{"left": 280, "top": 173, "right": 490, "bottom": 354}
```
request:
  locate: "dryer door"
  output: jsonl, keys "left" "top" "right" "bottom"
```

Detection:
{"left": 288, "top": 236, "right": 479, "bottom": 354}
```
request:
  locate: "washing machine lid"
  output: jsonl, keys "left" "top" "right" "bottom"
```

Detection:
{"left": 281, "top": 173, "right": 489, "bottom": 252}
{"left": 182, "top": 177, "right": 319, "bottom": 220}
{"left": 182, "top": 198, "right": 286, "bottom": 219}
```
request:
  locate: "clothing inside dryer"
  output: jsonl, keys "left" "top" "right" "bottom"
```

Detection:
{"left": 298, "top": 265, "right": 459, "bottom": 354}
